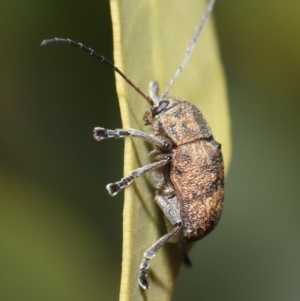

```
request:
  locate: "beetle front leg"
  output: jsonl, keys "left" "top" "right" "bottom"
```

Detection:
{"left": 93, "top": 127, "right": 173, "bottom": 151}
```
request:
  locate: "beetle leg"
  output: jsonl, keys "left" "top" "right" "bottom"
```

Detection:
{"left": 106, "top": 158, "right": 171, "bottom": 196}
{"left": 181, "top": 242, "right": 192, "bottom": 267}
{"left": 138, "top": 193, "right": 182, "bottom": 289}
{"left": 139, "top": 222, "right": 182, "bottom": 290}
{"left": 155, "top": 194, "right": 181, "bottom": 226}
{"left": 148, "top": 149, "right": 173, "bottom": 161}
{"left": 93, "top": 127, "right": 173, "bottom": 151}
{"left": 148, "top": 81, "right": 160, "bottom": 105}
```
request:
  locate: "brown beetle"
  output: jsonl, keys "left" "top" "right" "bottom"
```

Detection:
{"left": 41, "top": 0, "right": 223, "bottom": 290}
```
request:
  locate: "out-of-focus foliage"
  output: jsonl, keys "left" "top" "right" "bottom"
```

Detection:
{"left": 0, "top": 1, "right": 299, "bottom": 301}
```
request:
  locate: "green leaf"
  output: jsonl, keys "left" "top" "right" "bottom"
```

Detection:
{"left": 110, "top": 0, "right": 231, "bottom": 300}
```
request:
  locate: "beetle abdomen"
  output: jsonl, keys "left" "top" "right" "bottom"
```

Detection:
{"left": 171, "top": 140, "right": 224, "bottom": 242}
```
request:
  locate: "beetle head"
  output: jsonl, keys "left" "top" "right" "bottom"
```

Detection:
{"left": 143, "top": 98, "right": 180, "bottom": 125}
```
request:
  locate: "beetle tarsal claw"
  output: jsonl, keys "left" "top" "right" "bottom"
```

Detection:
{"left": 138, "top": 258, "right": 150, "bottom": 289}
{"left": 106, "top": 183, "right": 120, "bottom": 196}
{"left": 93, "top": 127, "right": 107, "bottom": 141}
{"left": 138, "top": 270, "right": 149, "bottom": 290}
{"left": 106, "top": 176, "right": 134, "bottom": 196}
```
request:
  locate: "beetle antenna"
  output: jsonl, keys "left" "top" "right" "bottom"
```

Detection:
{"left": 41, "top": 38, "right": 154, "bottom": 106}
{"left": 160, "top": 0, "right": 217, "bottom": 100}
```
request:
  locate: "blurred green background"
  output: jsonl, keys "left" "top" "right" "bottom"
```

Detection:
{"left": 1, "top": 1, "right": 299, "bottom": 300}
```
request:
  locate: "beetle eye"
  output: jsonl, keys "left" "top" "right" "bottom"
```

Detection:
{"left": 152, "top": 101, "right": 169, "bottom": 117}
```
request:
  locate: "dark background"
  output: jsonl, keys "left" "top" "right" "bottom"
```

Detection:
{"left": 1, "top": 1, "right": 299, "bottom": 300}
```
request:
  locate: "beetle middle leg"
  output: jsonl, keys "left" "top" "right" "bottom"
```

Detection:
{"left": 106, "top": 158, "right": 171, "bottom": 196}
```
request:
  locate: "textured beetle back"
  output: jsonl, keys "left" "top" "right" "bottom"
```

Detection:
{"left": 171, "top": 140, "right": 224, "bottom": 242}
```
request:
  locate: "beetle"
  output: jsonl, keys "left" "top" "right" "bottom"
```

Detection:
{"left": 41, "top": 0, "right": 224, "bottom": 290}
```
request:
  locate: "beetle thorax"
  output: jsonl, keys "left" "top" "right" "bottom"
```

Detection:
{"left": 150, "top": 98, "right": 213, "bottom": 146}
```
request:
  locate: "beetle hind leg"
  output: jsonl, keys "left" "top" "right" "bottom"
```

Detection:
{"left": 182, "top": 243, "right": 192, "bottom": 267}
{"left": 138, "top": 193, "right": 182, "bottom": 289}
{"left": 138, "top": 223, "right": 182, "bottom": 289}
